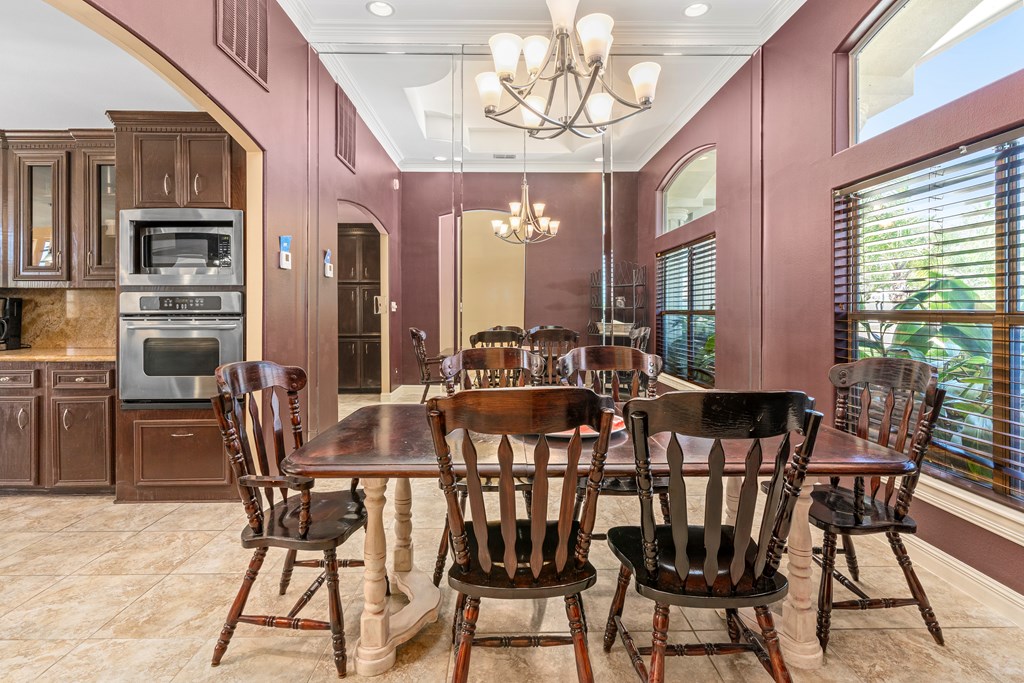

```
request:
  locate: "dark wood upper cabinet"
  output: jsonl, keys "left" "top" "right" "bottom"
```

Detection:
{"left": 133, "top": 133, "right": 179, "bottom": 207}
{"left": 182, "top": 134, "right": 231, "bottom": 207}
{"left": 338, "top": 233, "right": 360, "bottom": 281}
{"left": 82, "top": 148, "right": 117, "bottom": 283}
{"left": 11, "top": 147, "right": 69, "bottom": 283}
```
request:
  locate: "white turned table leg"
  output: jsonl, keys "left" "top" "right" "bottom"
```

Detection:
{"left": 393, "top": 477, "right": 413, "bottom": 573}
{"left": 778, "top": 485, "right": 824, "bottom": 669}
{"left": 724, "top": 477, "right": 741, "bottom": 524}
{"left": 355, "top": 477, "right": 395, "bottom": 676}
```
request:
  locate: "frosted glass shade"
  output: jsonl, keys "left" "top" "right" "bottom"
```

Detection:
{"left": 521, "top": 95, "right": 546, "bottom": 127}
{"left": 533, "top": 202, "right": 546, "bottom": 217}
{"left": 546, "top": 0, "right": 580, "bottom": 32}
{"left": 549, "top": 220, "right": 560, "bottom": 235}
{"left": 576, "top": 13, "right": 614, "bottom": 65}
{"left": 509, "top": 201, "right": 522, "bottom": 215}
{"left": 491, "top": 219, "right": 504, "bottom": 235}
{"left": 489, "top": 33, "right": 523, "bottom": 79}
{"left": 539, "top": 216, "right": 551, "bottom": 230}
{"left": 628, "top": 62, "right": 662, "bottom": 103}
{"left": 523, "top": 35, "right": 550, "bottom": 74}
{"left": 585, "top": 92, "right": 614, "bottom": 123}
{"left": 509, "top": 216, "right": 522, "bottom": 232}
{"left": 475, "top": 72, "right": 503, "bottom": 110}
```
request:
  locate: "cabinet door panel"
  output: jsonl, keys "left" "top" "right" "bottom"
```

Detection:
{"left": 13, "top": 150, "right": 69, "bottom": 282}
{"left": 338, "top": 285, "right": 360, "bottom": 336}
{"left": 134, "top": 134, "right": 179, "bottom": 207}
{"left": 0, "top": 397, "right": 38, "bottom": 486}
{"left": 361, "top": 341, "right": 382, "bottom": 390}
{"left": 359, "top": 233, "right": 381, "bottom": 281}
{"left": 133, "top": 420, "right": 229, "bottom": 486}
{"left": 338, "top": 340, "right": 360, "bottom": 390}
{"left": 182, "top": 134, "right": 230, "bottom": 207}
{"left": 338, "top": 234, "right": 360, "bottom": 281}
{"left": 83, "top": 153, "right": 117, "bottom": 282}
{"left": 359, "top": 285, "right": 381, "bottom": 335}
{"left": 51, "top": 396, "right": 113, "bottom": 487}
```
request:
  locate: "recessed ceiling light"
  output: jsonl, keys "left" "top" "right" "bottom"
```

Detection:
{"left": 434, "top": 155, "right": 448, "bottom": 162}
{"left": 663, "top": 52, "right": 683, "bottom": 56}
{"left": 366, "top": 2, "right": 394, "bottom": 18}
{"left": 684, "top": 3, "right": 710, "bottom": 18}
{"left": 385, "top": 51, "right": 405, "bottom": 55}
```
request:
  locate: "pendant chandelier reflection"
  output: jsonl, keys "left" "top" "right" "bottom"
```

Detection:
{"left": 475, "top": 0, "right": 661, "bottom": 140}
{"left": 492, "top": 135, "right": 560, "bottom": 245}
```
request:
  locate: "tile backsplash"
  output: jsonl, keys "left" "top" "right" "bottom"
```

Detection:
{"left": 0, "top": 288, "right": 116, "bottom": 348}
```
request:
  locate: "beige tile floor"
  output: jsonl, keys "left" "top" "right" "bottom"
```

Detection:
{"left": 0, "top": 385, "right": 1020, "bottom": 681}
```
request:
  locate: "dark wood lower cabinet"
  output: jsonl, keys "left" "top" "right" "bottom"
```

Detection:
{"left": 0, "top": 396, "right": 39, "bottom": 486}
{"left": 50, "top": 395, "right": 113, "bottom": 488}
{"left": 338, "top": 339, "right": 381, "bottom": 392}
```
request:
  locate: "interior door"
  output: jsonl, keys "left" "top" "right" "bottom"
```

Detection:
{"left": 337, "top": 224, "right": 381, "bottom": 392}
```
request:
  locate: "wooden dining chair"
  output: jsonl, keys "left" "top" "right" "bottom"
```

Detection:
{"left": 470, "top": 328, "right": 523, "bottom": 348}
{"left": 410, "top": 327, "right": 446, "bottom": 403}
{"left": 812, "top": 357, "right": 946, "bottom": 653}
{"left": 427, "top": 386, "right": 616, "bottom": 683}
{"left": 559, "top": 345, "right": 670, "bottom": 533}
{"left": 525, "top": 325, "right": 580, "bottom": 385}
{"left": 210, "top": 361, "right": 367, "bottom": 678}
{"left": 605, "top": 391, "right": 822, "bottom": 683}
{"left": 431, "top": 347, "right": 547, "bottom": 586}
{"left": 629, "top": 326, "right": 651, "bottom": 352}
{"left": 489, "top": 324, "right": 526, "bottom": 339}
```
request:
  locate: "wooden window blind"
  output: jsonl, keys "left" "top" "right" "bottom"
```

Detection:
{"left": 656, "top": 236, "right": 716, "bottom": 387}
{"left": 217, "top": 0, "right": 269, "bottom": 90}
{"left": 336, "top": 86, "right": 357, "bottom": 172}
{"left": 834, "top": 129, "right": 1024, "bottom": 505}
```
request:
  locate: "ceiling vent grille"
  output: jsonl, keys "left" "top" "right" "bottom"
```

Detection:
{"left": 336, "top": 86, "right": 357, "bottom": 172}
{"left": 492, "top": 153, "right": 517, "bottom": 160}
{"left": 217, "top": 0, "right": 269, "bottom": 90}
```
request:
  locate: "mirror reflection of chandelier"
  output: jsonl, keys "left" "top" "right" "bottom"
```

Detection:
{"left": 475, "top": 0, "right": 661, "bottom": 140}
{"left": 492, "top": 135, "right": 560, "bottom": 245}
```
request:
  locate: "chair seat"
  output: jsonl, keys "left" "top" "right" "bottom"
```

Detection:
{"left": 607, "top": 525, "right": 788, "bottom": 608}
{"left": 577, "top": 475, "right": 670, "bottom": 495}
{"left": 808, "top": 485, "right": 917, "bottom": 535}
{"left": 447, "top": 520, "right": 597, "bottom": 599}
{"left": 241, "top": 489, "right": 367, "bottom": 551}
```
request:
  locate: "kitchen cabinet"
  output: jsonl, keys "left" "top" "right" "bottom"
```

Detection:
{"left": 337, "top": 340, "right": 381, "bottom": 391}
{"left": 182, "top": 134, "right": 231, "bottom": 207}
{"left": 130, "top": 131, "right": 231, "bottom": 209}
{"left": 10, "top": 147, "right": 70, "bottom": 283}
{"left": 78, "top": 137, "right": 117, "bottom": 285}
{"left": 338, "top": 225, "right": 382, "bottom": 392}
{"left": 0, "top": 361, "right": 113, "bottom": 491}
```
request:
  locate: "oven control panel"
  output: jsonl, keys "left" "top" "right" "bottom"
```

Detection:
{"left": 217, "top": 235, "right": 232, "bottom": 267}
{"left": 120, "top": 291, "right": 244, "bottom": 316}
{"left": 139, "top": 296, "right": 222, "bottom": 312}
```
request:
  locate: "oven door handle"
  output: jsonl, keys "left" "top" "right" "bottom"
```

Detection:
{"left": 123, "top": 322, "right": 240, "bottom": 331}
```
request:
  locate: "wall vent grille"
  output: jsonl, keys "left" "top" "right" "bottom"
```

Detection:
{"left": 492, "top": 153, "right": 517, "bottom": 160}
{"left": 337, "top": 86, "right": 357, "bottom": 172}
{"left": 217, "top": 0, "right": 269, "bottom": 90}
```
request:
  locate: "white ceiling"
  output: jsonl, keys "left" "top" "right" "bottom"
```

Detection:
{"left": 281, "top": 0, "right": 806, "bottom": 171}
{"left": 0, "top": 0, "right": 196, "bottom": 130}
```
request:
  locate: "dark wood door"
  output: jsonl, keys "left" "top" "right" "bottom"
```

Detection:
{"left": 50, "top": 396, "right": 113, "bottom": 487}
{"left": 361, "top": 341, "right": 382, "bottom": 390}
{"left": 338, "top": 340, "right": 360, "bottom": 390}
{"left": 338, "top": 234, "right": 360, "bottom": 281}
{"left": 360, "top": 232, "right": 381, "bottom": 281}
{"left": 134, "top": 134, "right": 179, "bottom": 207}
{"left": 182, "top": 134, "right": 231, "bottom": 207}
{"left": 338, "top": 285, "right": 360, "bottom": 336}
{"left": 360, "top": 285, "right": 381, "bottom": 335}
{"left": 0, "top": 397, "right": 39, "bottom": 486}
{"left": 82, "top": 151, "right": 117, "bottom": 283}
{"left": 12, "top": 149, "right": 70, "bottom": 282}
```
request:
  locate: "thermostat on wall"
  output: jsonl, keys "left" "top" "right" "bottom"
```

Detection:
{"left": 279, "top": 235, "right": 293, "bottom": 270}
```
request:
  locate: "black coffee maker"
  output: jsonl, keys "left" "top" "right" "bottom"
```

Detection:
{"left": 0, "top": 297, "right": 24, "bottom": 351}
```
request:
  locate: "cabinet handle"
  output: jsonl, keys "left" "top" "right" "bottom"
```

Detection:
{"left": 364, "top": 266, "right": 369, "bottom": 277}
{"left": 350, "top": 267, "right": 355, "bottom": 278}
{"left": 17, "top": 408, "right": 28, "bottom": 430}
{"left": 163, "top": 173, "right": 171, "bottom": 196}
{"left": 193, "top": 173, "right": 202, "bottom": 196}
{"left": 350, "top": 346, "right": 355, "bottom": 355}
{"left": 363, "top": 290, "right": 368, "bottom": 301}
{"left": 62, "top": 409, "right": 71, "bottom": 431}
{"left": 350, "top": 291, "right": 355, "bottom": 301}
{"left": 0, "top": 376, "right": 10, "bottom": 383}
{"left": 170, "top": 432, "right": 195, "bottom": 438}
{"left": 74, "top": 376, "right": 86, "bottom": 383}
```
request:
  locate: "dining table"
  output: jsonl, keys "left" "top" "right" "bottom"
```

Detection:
{"left": 281, "top": 401, "right": 915, "bottom": 676}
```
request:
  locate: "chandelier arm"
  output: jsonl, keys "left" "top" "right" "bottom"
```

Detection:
{"left": 483, "top": 111, "right": 564, "bottom": 134}
{"left": 559, "top": 67, "right": 602, "bottom": 131}
{"left": 499, "top": 81, "right": 575, "bottom": 131}
{"left": 565, "top": 107, "right": 651, "bottom": 130}
{"left": 565, "top": 28, "right": 592, "bottom": 79}
{"left": 596, "top": 73, "right": 646, "bottom": 110}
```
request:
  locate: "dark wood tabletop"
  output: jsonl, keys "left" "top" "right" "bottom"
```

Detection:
{"left": 282, "top": 403, "right": 916, "bottom": 480}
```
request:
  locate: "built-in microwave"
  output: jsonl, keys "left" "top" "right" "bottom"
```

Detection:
{"left": 119, "top": 208, "right": 243, "bottom": 287}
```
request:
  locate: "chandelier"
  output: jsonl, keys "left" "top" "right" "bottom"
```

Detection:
{"left": 491, "top": 135, "right": 560, "bottom": 244}
{"left": 474, "top": 0, "right": 662, "bottom": 140}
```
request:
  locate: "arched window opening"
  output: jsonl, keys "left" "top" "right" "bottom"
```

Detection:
{"left": 661, "top": 148, "right": 716, "bottom": 234}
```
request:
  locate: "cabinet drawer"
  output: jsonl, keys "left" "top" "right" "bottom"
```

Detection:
{"left": 0, "top": 369, "right": 37, "bottom": 390}
{"left": 133, "top": 419, "right": 230, "bottom": 487}
{"left": 50, "top": 369, "right": 114, "bottom": 390}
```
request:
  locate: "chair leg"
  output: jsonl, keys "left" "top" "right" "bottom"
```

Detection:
{"left": 726, "top": 608, "right": 740, "bottom": 643}
{"left": 433, "top": 516, "right": 450, "bottom": 587}
{"left": 888, "top": 531, "right": 944, "bottom": 645}
{"left": 658, "top": 493, "right": 671, "bottom": 525}
{"left": 279, "top": 549, "right": 298, "bottom": 596}
{"left": 841, "top": 533, "right": 860, "bottom": 582}
{"left": 522, "top": 489, "right": 533, "bottom": 521}
{"left": 421, "top": 383, "right": 430, "bottom": 404}
{"left": 212, "top": 546, "right": 268, "bottom": 667}
{"left": 324, "top": 547, "right": 348, "bottom": 678}
{"left": 649, "top": 603, "right": 670, "bottom": 683}
{"left": 573, "top": 486, "right": 585, "bottom": 521}
{"left": 604, "top": 565, "right": 631, "bottom": 652}
{"left": 565, "top": 593, "right": 594, "bottom": 683}
{"left": 817, "top": 530, "right": 838, "bottom": 653}
{"left": 452, "top": 592, "right": 467, "bottom": 646}
{"left": 754, "top": 605, "right": 791, "bottom": 683}
{"left": 452, "top": 596, "right": 480, "bottom": 683}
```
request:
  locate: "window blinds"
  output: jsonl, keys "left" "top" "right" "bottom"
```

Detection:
{"left": 657, "top": 236, "right": 716, "bottom": 386}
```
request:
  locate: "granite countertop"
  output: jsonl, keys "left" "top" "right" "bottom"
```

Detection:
{"left": 0, "top": 347, "right": 117, "bottom": 362}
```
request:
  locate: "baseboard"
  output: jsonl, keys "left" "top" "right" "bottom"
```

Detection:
{"left": 902, "top": 534, "right": 1024, "bottom": 628}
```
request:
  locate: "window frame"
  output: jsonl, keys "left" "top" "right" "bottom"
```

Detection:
{"left": 657, "top": 145, "right": 717, "bottom": 236}
{"left": 656, "top": 234, "right": 716, "bottom": 388}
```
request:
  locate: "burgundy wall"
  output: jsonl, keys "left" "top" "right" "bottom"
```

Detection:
{"left": 85, "top": 0, "right": 403, "bottom": 432}
{"left": 638, "top": 0, "right": 1024, "bottom": 588}
{"left": 399, "top": 171, "right": 633, "bottom": 384}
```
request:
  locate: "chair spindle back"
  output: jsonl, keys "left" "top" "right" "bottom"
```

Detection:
{"left": 410, "top": 327, "right": 433, "bottom": 383}
{"left": 830, "top": 357, "right": 945, "bottom": 518}
{"left": 470, "top": 329, "right": 523, "bottom": 348}
{"left": 526, "top": 326, "right": 580, "bottom": 385}
{"left": 629, "top": 326, "right": 651, "bottom": 352}
{"left": 440, "top": 347, "right": 545, "bottom": 395}
{"left": 559, "top": 345, "right": 663, "bottom": 401}
{"left": 427, "top": 387, "right": 615, "bottom": 583}
{"left": 624, "top": 391, "right": 822, "bottom": 591}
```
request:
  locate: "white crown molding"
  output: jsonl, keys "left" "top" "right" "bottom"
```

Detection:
{"left": 319, "top": 54, "right": 404, "bottom": 169}
{"left": 757, "top": 0, "right": 808, "bottom": 41}
{"left": 276, "top": 0, "right": 315, "bottom": 38}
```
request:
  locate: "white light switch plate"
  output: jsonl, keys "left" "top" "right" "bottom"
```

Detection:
{"left": 279, "top": 251, "right": 292, "bottom": 270}
{"left": 324, "top": 262, "right": 334, "bottom": 278}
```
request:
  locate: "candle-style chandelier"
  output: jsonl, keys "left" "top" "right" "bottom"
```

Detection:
{"left": 474, "top": 0, "right": 662, "bottom": 140}
{"left": 491, "top": 135, "right": 560, "bottom": 245}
